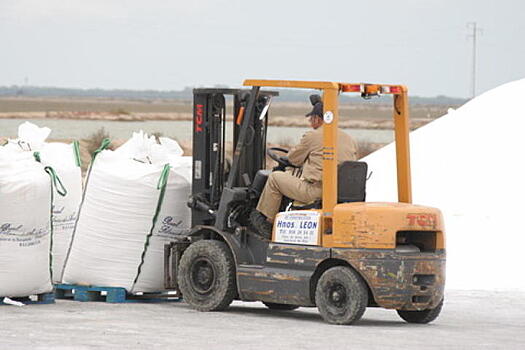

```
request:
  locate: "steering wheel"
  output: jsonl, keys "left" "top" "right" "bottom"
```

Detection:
{"left": 267, "top": 147, "right": 299, "bottom": 169}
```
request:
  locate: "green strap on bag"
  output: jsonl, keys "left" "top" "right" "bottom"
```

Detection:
{"left": 33, "top": 152, "right": 68, "bottom": 197}
{"left": 157, "top": 163, "right": 171, "bottom": 191}
{"left": 59, "top": 138, "right": 112, "bottom": 282}
{"left": 43, "top": 165, "right": 68, "bottom": 282}
{"left": 131, "top": 164, "right": 171, "bottom": 290}
{"left": 60, "top": 138, "right": 111, "bottom": 279}
{"left": 44, "top": 166, "right": 68, "bottom": 197}
{"left": 33, "top": 151, "right": 68, "bottom": 284}
{"left": 73, "top": 140, "right": 82, "bottom": 167}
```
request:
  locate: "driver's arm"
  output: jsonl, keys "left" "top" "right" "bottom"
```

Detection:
{"left": 287, "top": 131, "right": 313, "bottom": 167}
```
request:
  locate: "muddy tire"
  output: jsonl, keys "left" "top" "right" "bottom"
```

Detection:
{"left": 315, "top": 266, "right": 368, "bottom": 325}
{"left": 263, "top": 302, "right": 299, "bottom": 311}
{"left": 178, "top": 240, "right": 236, "bottom": 311}
{"left": 397, "top": 298, "right": 444, "bottom": 324}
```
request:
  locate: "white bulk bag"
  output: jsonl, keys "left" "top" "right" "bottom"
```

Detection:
{"left": 5, "top": 122, "right": 83, "bottom": 283}
{"left": 0, "top": 150, "right": 53, "bottom": 297}
{"left": 63, "top": 132, "right": 191, "bottom": 292}
{"left": 134, "top": 156, "right": 192, "bottom": 292}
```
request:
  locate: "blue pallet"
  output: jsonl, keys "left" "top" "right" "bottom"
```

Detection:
{"left": 54, "top": 284, "right": 182, "bottom": 303}
{"left": 1, "top": 292, "right": 55, "bottom": 305}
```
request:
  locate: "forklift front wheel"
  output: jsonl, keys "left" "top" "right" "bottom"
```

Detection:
{"left": 315, "top": 266, "right": 368, "bottom": 325}
{"left": 178, "top": 240, "right": 236, "bottom": 312}
{"left": 396, "top": 298, "right": 444, "bottom": 324}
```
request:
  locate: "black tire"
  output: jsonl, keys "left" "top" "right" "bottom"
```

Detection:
{"left": 397, "top": 298, "right": 444, "bottom": 324}
{"left": 315, "top": 266, "right": 368, "bottom": 325}
{"left": 263, "top": 302, "right": 299, "bottom": 311}
{"left": 178, "top": 240, "right": 236, "bottom": 312}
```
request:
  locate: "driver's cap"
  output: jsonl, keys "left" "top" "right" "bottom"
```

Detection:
{"left": 306, "top": 102, "right": 323, "bottom": 118}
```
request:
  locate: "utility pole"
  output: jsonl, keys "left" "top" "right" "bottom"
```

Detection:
{"left": 467, "top": 22, "right": 483, "bottom": 98}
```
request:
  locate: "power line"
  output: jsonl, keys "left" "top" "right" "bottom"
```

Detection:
{"left": 467, "top": 22, "right": 483, "bottom": 98}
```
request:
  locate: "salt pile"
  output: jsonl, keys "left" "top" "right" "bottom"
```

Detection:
{"left": 363, "top": 78, "right": 525, "bottom": 290}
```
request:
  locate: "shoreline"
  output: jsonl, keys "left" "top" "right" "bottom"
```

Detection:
{"left": 0, "top": 112, "right": 433, "bottom": 130}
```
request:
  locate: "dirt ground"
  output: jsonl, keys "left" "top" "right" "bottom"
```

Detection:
{"left": 0, "top": 290, "right": 523, "bottom": 349}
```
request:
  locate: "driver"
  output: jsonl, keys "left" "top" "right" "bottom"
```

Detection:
{"left": 250, "top": 99, "right": 358, "bottom": 238}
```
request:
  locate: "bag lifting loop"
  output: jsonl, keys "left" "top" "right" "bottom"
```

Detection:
{"left": 33, "top": 151, "right": 68, "bottom": 197}
{"left": 92, "top": 138, "right": 111, "bottom": 160}
{"left": 73, "top": 140, "right": 82, "bottom": 167}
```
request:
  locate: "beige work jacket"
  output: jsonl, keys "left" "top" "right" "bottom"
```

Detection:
{"left": 287, "top": 127, "right": 358, "bottom": 183}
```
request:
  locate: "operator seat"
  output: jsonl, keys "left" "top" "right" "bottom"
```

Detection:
{"left": 291, "top": 161, "right": 368, "bottom": 209}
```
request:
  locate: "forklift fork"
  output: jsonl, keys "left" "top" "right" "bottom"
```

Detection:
{"left": 164, "top": 239, "right": 192, "bottom": 292}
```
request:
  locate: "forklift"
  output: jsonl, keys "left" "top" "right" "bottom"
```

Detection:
{"left": 164, "top": 80, "right": 445, "bottom": 325}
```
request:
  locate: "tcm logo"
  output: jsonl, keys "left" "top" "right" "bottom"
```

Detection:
{"left": 195, "top": 104, "right": 204, "bottom": 132}
{"left": 406, "top": 213, "right": 438, "bottom": 228}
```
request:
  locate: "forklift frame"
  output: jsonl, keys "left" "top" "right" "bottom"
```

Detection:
{"left": 243, "top": 79, "right": 412, "bottom": 244}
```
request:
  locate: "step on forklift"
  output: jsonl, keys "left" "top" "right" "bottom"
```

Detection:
{"left": 164, "top": 80, "right": 445, "bottom": 325}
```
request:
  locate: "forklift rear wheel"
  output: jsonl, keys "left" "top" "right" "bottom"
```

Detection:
{"left": 178, "top": 240, "right": 236, "bottom": 312}
{"left": 315, "top": 266, "right": 368, "bottom": 325}
{"left": 396, "top": 298, "right": 444, "bottom": 324}
{"left": 263, "top": 302, "right": 299, "bottom": 311}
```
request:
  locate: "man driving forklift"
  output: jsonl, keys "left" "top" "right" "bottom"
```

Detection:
{"left": 250, "top": 95, "right": 358, "bottom": 238}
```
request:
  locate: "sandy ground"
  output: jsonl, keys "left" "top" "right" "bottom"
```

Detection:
{"left": 1, "top": 290, "right": 524, "bottom": 349}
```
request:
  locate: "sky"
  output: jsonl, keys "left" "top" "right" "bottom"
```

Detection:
{"left": 1, "top": 0, "right": 524, "bottom": 98}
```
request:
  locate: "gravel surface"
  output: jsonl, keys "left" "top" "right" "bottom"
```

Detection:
{"left": 1, "top": 290, "right": 524, "bottom": 349}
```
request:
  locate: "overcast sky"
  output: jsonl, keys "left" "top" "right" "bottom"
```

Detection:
{"left": 1, "top": 0, "right": 524, "bottom": 97}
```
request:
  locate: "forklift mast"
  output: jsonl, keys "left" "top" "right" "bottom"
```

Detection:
{"left": 190, "top": 88, "right": 278, "bottom": 227}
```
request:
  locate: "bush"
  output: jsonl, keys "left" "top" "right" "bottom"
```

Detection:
{"left": 151, "top": 132, "right": 163, "bottom": 144}
{"left": 109, "top": 108, "right": 130, "bottom": 115}
{"left": 85, "top": 127, "right": 113, "bottom": 156}
{"left": 357, "top": 141, "right": 384, "bottom": 159}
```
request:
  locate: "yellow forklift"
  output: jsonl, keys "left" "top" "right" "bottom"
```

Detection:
{"left": 164, "top": 80, "right": 445, "bottom": 325}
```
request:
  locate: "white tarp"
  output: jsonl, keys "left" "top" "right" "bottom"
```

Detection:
{"left": 0, "top": 149, "right": 53, "bottom": 297}
{"left": 363, "top": 78, "right": 525, "bottom": 290}
{"left": 4, "top": 122, "right": 82, "bottom": 282}
{"left": 62, "top": 132, "right": 191, "bottom": 292}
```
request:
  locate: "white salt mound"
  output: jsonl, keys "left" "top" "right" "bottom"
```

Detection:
{"left": 363, "top": 78, "right": 525, "bottom": 290}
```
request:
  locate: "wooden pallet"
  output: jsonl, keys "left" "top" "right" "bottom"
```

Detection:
{"left": 1, "top": 292, "right": 55, "bottom": 305}
{"left": 54, "top": 284, "right": 182, "bottom": 303}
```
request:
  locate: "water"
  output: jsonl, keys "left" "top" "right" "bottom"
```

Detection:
{"left": 0, "top": 119, "right": 394, "bottom": 144}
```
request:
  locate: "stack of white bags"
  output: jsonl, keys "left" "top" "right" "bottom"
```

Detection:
{"left": 62, "top": 131, "right": 192, "bottom": 293}
{"left": 1, "top": 123, "right": 192, "bottom": 299}
{"left": 0, "top": 122, "right": 82, "bottom": 297}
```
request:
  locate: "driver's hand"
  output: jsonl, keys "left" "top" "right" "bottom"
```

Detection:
{"left": 272, "top": 156, "right": 292, "bottom": 172}
{"left": 272, "top": 164, "right": 287, "bottom": 172}
{"left": 280, "top": 156, "right": 292, "bottom": 167}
